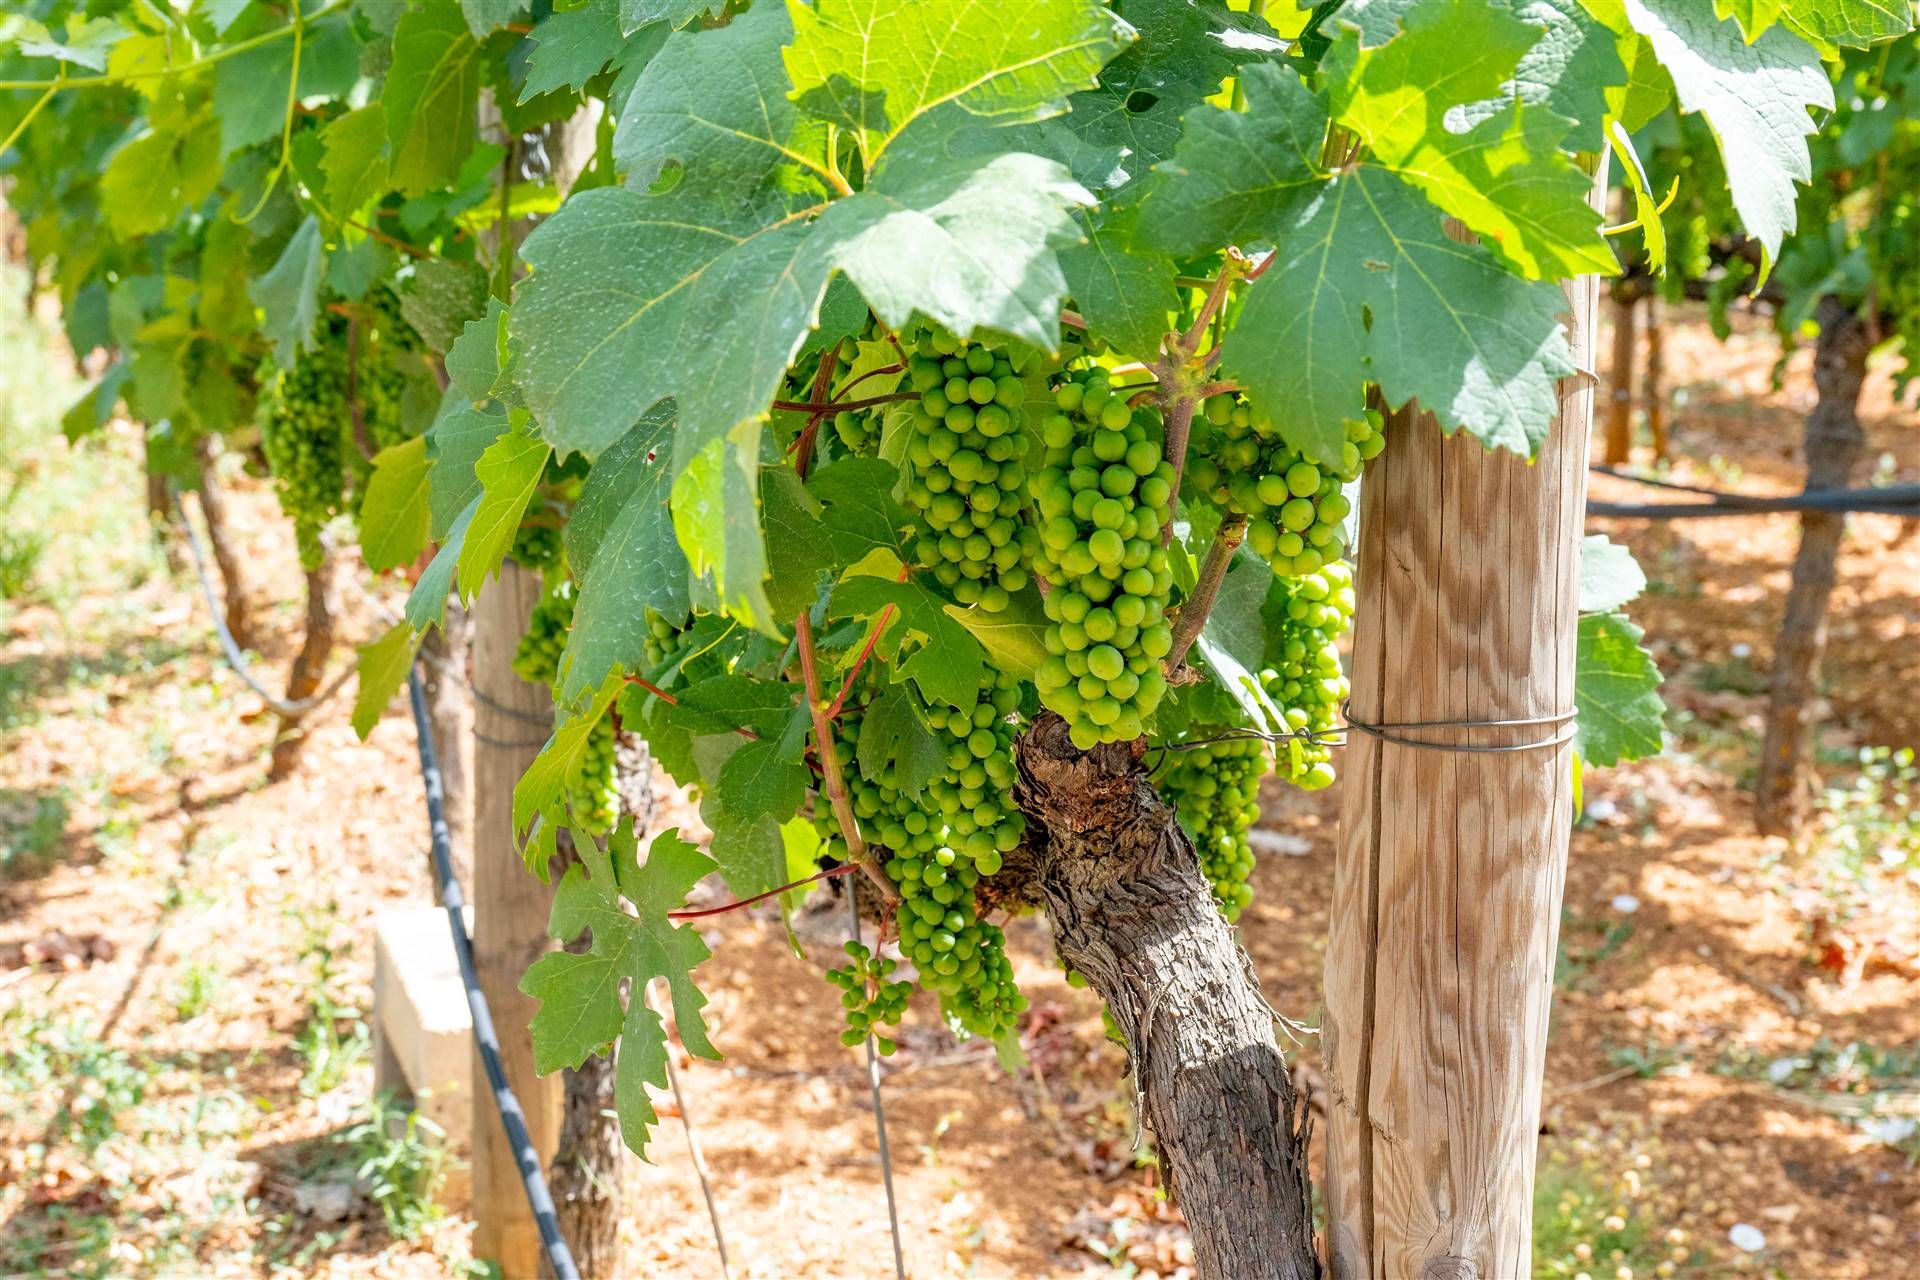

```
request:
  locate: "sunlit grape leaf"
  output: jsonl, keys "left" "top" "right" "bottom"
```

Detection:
{"left": 619, "top": 0, "right": 714, "bottom": 31}
{"left": 1778, "top": 0, "right": 1912, "bottom": 46}
{"left": 100, "top": 128, "right": 222, "bottom": 239}
{"left": 460, "top": 0, "right": 529, "bottom": 38}
{"left": 782, "top": 0, "right": 1132, "bottom": 164}
{"left": 250, "top": 215, "right": 327, "bottom": 368}
{"left": 425, "top": 395, "right": 509, "bottom": 539}
{"left": 944, "top": 590, "right": 1049, "bottom": 684}
{"left": 406, "top": 497, "right": 476, "bottom": 631}
{"left": 385, "top": 3, "right": 484, "bottom": 195}
{"left": 672, "top": 428, "right": 776, "bottom": 635}
{"left": 1136, "top": 61, "right": 1324, "bottom": 257}
{"left": 352, "top": 621, "right": 420, "bottom": 740}
{"left": 830, "top": 575, "right": 984, "bottom": 711}
{"left": 1485, "top": 0, "right": 1629, "bottom": 153}
{"left": 1578, "top": 534, "right": 1647, "bottom": 614}
{"left": 16, "top": 15, "right": 127, "bottom": 71}
{"left": 1574, "top": 612, "right": 1665, "bottom": 766}
{"left": 1717, "top": 0, "right": 1787, "bottom": 38}
{"left": 359, "top": 436, "right": 433, "bottom": 573}
{"left": 1222, "top": 166, "right": 1575, "bottom": 464}
{"left": 1621, "top": 0, "right": 1831, "bottom": 274}
{"left": 808, "top": 457, "right": 916, "bottom": 567}
{"left": 456, "top": 419, "right": 551, "bottom": 598}
{"left": 1324, "top": 1, "right": 1611, "bottom": 279}
{"left": 520, "top": 824, "right": 718, "bottom": 1158}
{"left": 558, "top": 407, "right": 692, "bottom": 708}
{"left": 520, "top": 0, "right": 623, "bottom": 101}
{"left": 761, "top": 469, "right": 836, "bottom": 623}
{"left": 444, "top": 300, "right": 508, "bottom": 404}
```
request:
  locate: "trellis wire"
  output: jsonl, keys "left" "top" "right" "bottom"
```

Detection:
{"left": 650, "top": 979, "right": 735, "bottom": 1280}
{"left": 850, "top": 878, "right": 908, "bottom": 1280}
{"left": 406, "top": 667, "right": 582, "bottom": 1280}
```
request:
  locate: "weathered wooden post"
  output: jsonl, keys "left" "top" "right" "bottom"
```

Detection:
{"left": 1321, "top": 217, "right": 1602, "bottom": 1276}
{"left": 469, "top": 561, "right": 564, "bottom": 1277}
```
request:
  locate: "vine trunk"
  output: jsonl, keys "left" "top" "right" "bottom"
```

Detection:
{"left": 267, "top": 553, "right": 337, "bottom": 781}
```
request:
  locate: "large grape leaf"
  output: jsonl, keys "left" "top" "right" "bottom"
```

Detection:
{"left": 460, "top": 0, "right": 529, "bottom": 39}
{"left": 1574, "top": 611, "right": 1665, "bottom": 766}
{"left": 425, "top": 396, "right": 509, "bottom": 539}
{"left": 358, "top": 436, "right": 432, "bottom": 573}
{"left": 405, "top": 497, "right": 477, "bottom": 632}
{"left": 781, "top": 0, "right": 1132, "bottom": 166}
{"left": 557, "top": 407, "right": 693, "bottom": 708}
{"left": 1779, "top": 0, "right": 1914, "bottom": 46}
{"left": 351, "top": 622, "right": 419, "bottom": 740}
{"left": 1222, "top": 166, "right": 1575, "bottom": 464}
{"left": 455, "top": 419, "right": 550, "bottom": 598}
{"left": 856, "top": 684, "right": 946, "bottom": 796}
{"left": 807, "top": 457, "right": 916, "bottom": 567}
{"left": 1496, "top": 0, "right": 1630, "bottom": 154}
{"left": 319, "top": 106, "right": 389, "bottom": 221}
{"left": 211, "top": 12, "right": 360, "bottom": 156}
{"left": 520, "top": 0, "right": 623, "bottom": 100}
{"left": 385, "top": 3, "right": 484, "bottom": 196}
{"left": 1323, "top": 0, "right": 1611, "bottom": 279}
{"left": 520, "top": 825, "right": 719, "bottom": 1159}
{"left": 673, "top": 426, "right": 777, "bottom": 635}
{"left": 1059, "top": 207, "right": 1177, "bottom": 364}
{"left": 830, "top": 574, "right": 984, "bottom": 711}
{"left": 1577, "top": 533, "right": 1646, "bottom": 614}
{"left": 1621, "top": 0, "right": 1831, "bottom": 273}
{"left": 695, "top": 735, "right": 810, "bottom": 898}
{"left": 1136, "top": 61, "right": 1325, "bottom": 257}
{"left": 101, "top": 128, "right": 222, "bottom": 239}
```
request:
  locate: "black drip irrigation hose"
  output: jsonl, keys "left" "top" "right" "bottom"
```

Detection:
{"left": 1587, "top": 465, "right": 1920, "bottom": 519}
{"left": 406, "top": 667, "right": 582, "bottom": 1280}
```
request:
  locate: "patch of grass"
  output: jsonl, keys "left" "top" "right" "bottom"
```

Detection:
{"left": 0, "top": 783, "right": 71, "bottom": 876}
{"left": 0, "top": 1007, "right": 149, "bottom": 1151}
{"left": 1535, "top": 1129, "right": 1706, "bottom": 1279}
{"left": 1608, "top": 1039, "right": 1688, "bottom": 1080}
{"left": 288, "top": 898, "right": 371, "bottom": 1096}
{"left": 1555, "top": 914, "right": 1635, "bottom": 994}
{"left": 170, "top": 960, "right": 227, "bottom": 1023}
{"left": 345, "top": 1095, "right": 450, "bottom": 1242}
{"left": 1814, "top": 746, "right": 1919, "bottom": 879}
{"left": 1713, "top": 1037, "right": 1920, "bottom": 1159}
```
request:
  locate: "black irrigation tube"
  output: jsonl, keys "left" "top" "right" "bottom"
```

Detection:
{"left": 406, "top": 667, "right": 582, "bottom": 1280}
{"left": 1588, "top": 465, "right": 1920, "bottom": 519}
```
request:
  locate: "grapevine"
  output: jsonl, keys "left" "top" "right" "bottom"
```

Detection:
{"left": 259, "top": 335, "right": 350, "bottom": 572}
{"left": 1156, "top": 734, "right": 1266, "bottom": 917}
{"left": 826, "top": 940, "right": 911, "bottom": 1055}
{"left": 1031, "top": 366, "right": 1176, "bottom": 749}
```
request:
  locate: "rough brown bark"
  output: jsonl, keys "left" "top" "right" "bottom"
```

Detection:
{"left": 420, "top": 604, "right": 475, "bottom": 885}
{"left": 1644, "top": 294, "right": 1668, "bottom": 461}
{"left": 1603, "top": 278, "right": 1642, "bottom": 465}
{"left": 194, "top": 439, "right": 255, "bottom": 651}
{"left": 1755, "top": 297, "right": 1871, "bottom": 837}
{"left": 1013, "top": 714, "right": 1319, "bottom": 1280}
{"left": 268, "top": 553, "right": 338, "bottom": 781}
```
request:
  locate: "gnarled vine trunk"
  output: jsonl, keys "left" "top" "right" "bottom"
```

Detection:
{"left": 1755, "top": 296, "right": 1870, "bottom": 837}
{"left": 1014, "top": 714, "right": 1320, "bottom": 1280}
{"left": 267, "top": 553, "right": 337, "bottom": 781}
{"left": 194, "top": 438, "right": 254, "bottom": 651}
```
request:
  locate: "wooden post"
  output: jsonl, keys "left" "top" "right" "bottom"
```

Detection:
{"left": 470, "top": 561, "right": 564, "bottom": 1278}
{"left": 419, "top": 604, "right": 475, "bottom": 885}
{"left": 1603, "top": 277, "right": 1639, "bottom": 465}
{"left": 1322, "top": 253, "right": 1600, "bottom": 1275}
{"left": 1643, "top": 294, "right": 1668, "bottom": 461}
{"left": 1754, "top": 297, "right": 1870, "bottom": 837}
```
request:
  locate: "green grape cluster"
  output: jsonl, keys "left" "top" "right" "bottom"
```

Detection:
{"left": 1259, "top": 560, "right": 1355, "bottom": 791}
{"left": 1030, "top": 369, "right": 1177, "bottom": 748}
{"left": 512, "top": 582, "right": 619, "bottom": 837}
{"left": 642, "top": 608, "right": 681, "bottom": 670}
{"left": 1157, "top": 734, "right": 1268, "bottom": 917}
{"left": 1185, "top": 395, "right": 1384, "bottom": 578}
{"left": 260, "top": 334, "right": 351, "bottom": 571}
{"left": 509, "top": 520, "right": 564, "bottom": 571}
{"left": 899, "top": 325, "right": 1039, "bottom": 613}
{"left": 816, "top": 673, "right": 1028, "bottom": 1041}
{"left": 826, "top": 940, "right": 912, "bottom": 1055}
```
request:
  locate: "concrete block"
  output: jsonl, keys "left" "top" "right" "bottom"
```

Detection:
{"left": 372, "top": 905, "right": 474, "bottom": 1201}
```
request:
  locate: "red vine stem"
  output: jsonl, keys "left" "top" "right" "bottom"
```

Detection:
{"left": 668, "top": 863, "right": 857, "bottom": 920}
{"left": 771, "top": 391, "right": 918, "bottom": 415}
{"left": 797, "top": 612, "right": 900, "bottom": 906}
{"left": 1196, "top": 380, "right": 1242, "bottom": 399}
{"left": 622, "top": 674, "right": 761, "bottom": 741}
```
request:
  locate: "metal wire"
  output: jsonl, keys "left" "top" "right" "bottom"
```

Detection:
{"left": 850, "top": 879, "right": 907, "bottom": 1280}
{"left": 649, "top": 980, "right": 735, "bottom": 1280}
{"left": 174, "top": 492, "right": 353, "bottom": 717}
{"left": 471, "top": 682, "right": 554, "bottom": 727}
{"left": 1340, "top": 703, "right": 1581, "bottom": 754}
{"left": 406, "top": 668, "right": 582, "bottom": 1280}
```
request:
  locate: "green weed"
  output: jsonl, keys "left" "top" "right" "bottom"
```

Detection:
{"left": 0, "top": 783, "right": 71, "bottom": 876}
{"left": 1535, "top": 1129, "right": 1706, "bottom": 1279}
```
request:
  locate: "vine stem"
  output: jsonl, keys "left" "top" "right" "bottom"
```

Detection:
{"left": 826, "top": 606, "right": 892, "bottom": 721}
{"left": 667, "top": 863, "right": 857, "bottom": 920}
{"left": 0, "top": 73, "right": 63, "bottom": 159}
{"left": 1165, "top": 514, "right": 1248, "bottom": 672}
{"left": 771, "top": 391, "right": 917, "bottom": 415}
{"left": 621, "top": 674, "right": 761, "bottom": 741}
{"left": 797, "top": 612, "right": 900, "bottom": 907}
{"left": 1158, "top": 394, "right": 1198, "bottom": 548}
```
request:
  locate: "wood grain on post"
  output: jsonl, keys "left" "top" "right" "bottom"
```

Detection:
{"left": 470, "top": 562, "right": 563, "bottom": 1279}
{"left": 1322, "top": 248, "right": 1601, "bottom": 1276}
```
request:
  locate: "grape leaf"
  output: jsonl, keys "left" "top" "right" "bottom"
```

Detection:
{"left": 1717, "top": 0, "right": 1787, "bottom": 38}
{"left": 1221, "top": 166, "right": 1575, "bottom": 464}
{"left": 761, "top": 468, "right": 837, "bottom": 622}
{"left": 944, "top": 592, "right": 1049, "bottom": 684}
{"left": 444, "top": 300, "right": 508, "bottom": 404}
{"left": 513, "top": 678, "right": 621, "bottom": 854}
{"left": 385, "top": 3, "right": 484, "bottom": 196}
{"left": 319, "top": 105, "right": 389, "bottom": 220}
{"left": 1060, "top": 206, "right": 1178, "bottom": 363}
{"left": 1578, "top": 533, "right": 1647, "bottom": 614}
{"left": 857, "top": 684, "right": 946, "bottom": 796}
{"left": 425, "top": 395, "right": 509, "bottom": 539}
{"left": 808, "top": 457, "right": 916, "bottom": 567}
{"left": 520, "top": 0, "right": 623, "bottom": 101}
{"left": 1324, "top": 1, "right": 1611, "bottom": 279}
{"left": 781, "top": 0, "right": 1132, "bottom": 165}
{"left": 672, "top": 427, "right": 776, "bottom": 635}
{"left": 558, "top": 407, "right": 693, "bottom": 708}
{"left": 1779, "top": 0, "right": 1914, "bottom": 46}
{"left": 619, "top": 0, "right": 714, "bottom": 32}
{"left": 1136, "top": 61, "right": 1325, "bottom": 257}
{"left": 461, "top": 0, "right": 529, "bottom": 38}
{"left": 212, "top": 12, "right": 360, "bottom": 156}
{"left": 101, "top": 128, "right": 222, "bottom": 239}
{"left": 16, "top": 15, "right": 127, "bottom": 71}
{"left": 1574, "top": 612, "right": 1665, "bottom": 766}
{"left": 359, "top": 436, "right": 433, "bottom": 573}
{"left": 697, "top": 736, "right": 810, "bottom": 897}
{"left": 1622, "top": 0, "right": 1831, "bottom": 274}
{"left": 830, "top": 575, "right": 984, "bottom": 711}
{"left": 396, "top": 259, "right": 489, "bottom": 354}
{"left": 250, "top": 215, "right": 327, "bottom": 368}
{"left": 406, "top": 497, "right": 477, "bottom": 632}
{"left": 520, "top": 824, "right": 719, "bottom": 1158}
{"left": 351, "top": 621, "right": 419, "bottom": 740}
{"left": 456, "top": 419, "right": 551, "bottom": 598}
{"left": 1490, "top": 0, "right": 1630, "bottom": 154}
